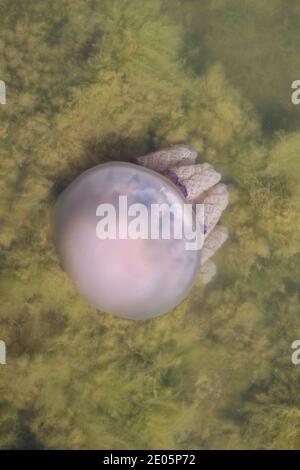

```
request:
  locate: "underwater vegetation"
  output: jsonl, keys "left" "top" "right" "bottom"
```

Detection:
{"left": 0, "top": 0, "right": 300, "bottom": 449}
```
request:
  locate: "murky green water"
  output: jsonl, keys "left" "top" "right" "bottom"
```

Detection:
{"left": 0, "top": 0, "right": 300, "bottom": 449}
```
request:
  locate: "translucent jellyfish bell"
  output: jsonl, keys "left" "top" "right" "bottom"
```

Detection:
{"left": 54, "top": 146, "right": 229, "bottom": 320}
{"left": 54, "top": 162, "right": 201, "bottom": 320}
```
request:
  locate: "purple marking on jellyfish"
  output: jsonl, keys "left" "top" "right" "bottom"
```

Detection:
{"left": 165, "top": 169, "right": 188, "bottom": 198}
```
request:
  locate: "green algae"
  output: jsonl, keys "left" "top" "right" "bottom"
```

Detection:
{"left": 0, "top": 0, "right": 300, "bottom": 450}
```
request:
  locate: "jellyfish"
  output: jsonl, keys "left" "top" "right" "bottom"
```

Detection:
{"left": 54, "top": 146, "right": 229, "bottom": 320}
